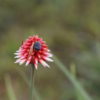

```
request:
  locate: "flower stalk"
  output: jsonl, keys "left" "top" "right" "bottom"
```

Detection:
{"left": 30, "top": 64, "right": 35, "bottom": 100}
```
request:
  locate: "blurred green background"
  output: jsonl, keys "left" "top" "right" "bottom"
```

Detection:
{"left": 0, "top": 0, "right": 100, "bottom": 100}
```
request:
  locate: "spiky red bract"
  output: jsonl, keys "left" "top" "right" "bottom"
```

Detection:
{"left": 14, "top": 35, "right": 53, "bottom": 69}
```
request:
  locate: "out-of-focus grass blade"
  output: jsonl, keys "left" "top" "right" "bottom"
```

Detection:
{"left": 70, "top": 63, "right": 84, "bottom": 100}
{"left": 5, "top": 75, "right": 17, "bottom": 100}
{"left": 70, "top": 63, "right": 76, "bottom": 77}
{"left": 54, "top": 56, "right": 92, "bottom": 100}
{"left": 16, "top": 68, "right": 42, "bottom": 100}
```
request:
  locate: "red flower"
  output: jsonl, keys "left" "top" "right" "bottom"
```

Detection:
{"left": 14, "top": 35, "right": 53, "bottom": 69}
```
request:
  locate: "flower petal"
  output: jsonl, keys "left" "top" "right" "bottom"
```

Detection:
{"left": 44, "top": 57, "right": 53, "bottom": 62}
{"left": 39, "top": 60, "right": 49, "bottom": 67}
{"left": 34, "top": 58, "right": 38, "bottom": 69}
{"left": 15, "top": 59, "right": 21, "bottom": 63}
{"left": 19, "top": 59, "right": 26, "bottom": 65}
{"left": 14, "top": 55, "right": 20, "bottom": 58}
{"left": 44, "top": 52, "right": 53, "bottom": 57}
{"left": 25, "top": 60, "right": 30, "bottom": 66}
{"left": 25, "top": 56, "right": 32, "bottom": 66}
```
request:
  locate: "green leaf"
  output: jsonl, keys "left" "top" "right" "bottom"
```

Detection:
{"left": 54, "top": 56, "right": 92, "bottom": 100}
{"left": 5, "top": 75, "right": 17, "bottom": 100}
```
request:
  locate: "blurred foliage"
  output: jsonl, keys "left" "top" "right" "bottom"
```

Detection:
{"left": 5, "top": 75, "right": 17, "bottom": 100}
{"left": 0, "top": 0, "right": 100, "bottom": 100}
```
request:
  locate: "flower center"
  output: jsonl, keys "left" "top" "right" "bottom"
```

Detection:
{"left": 33, "top": 42, "right": 41, "bottom": 51}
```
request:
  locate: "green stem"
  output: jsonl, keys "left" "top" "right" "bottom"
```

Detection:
{"left": 30, "top": 64, "right": 35, "bottom": 100}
